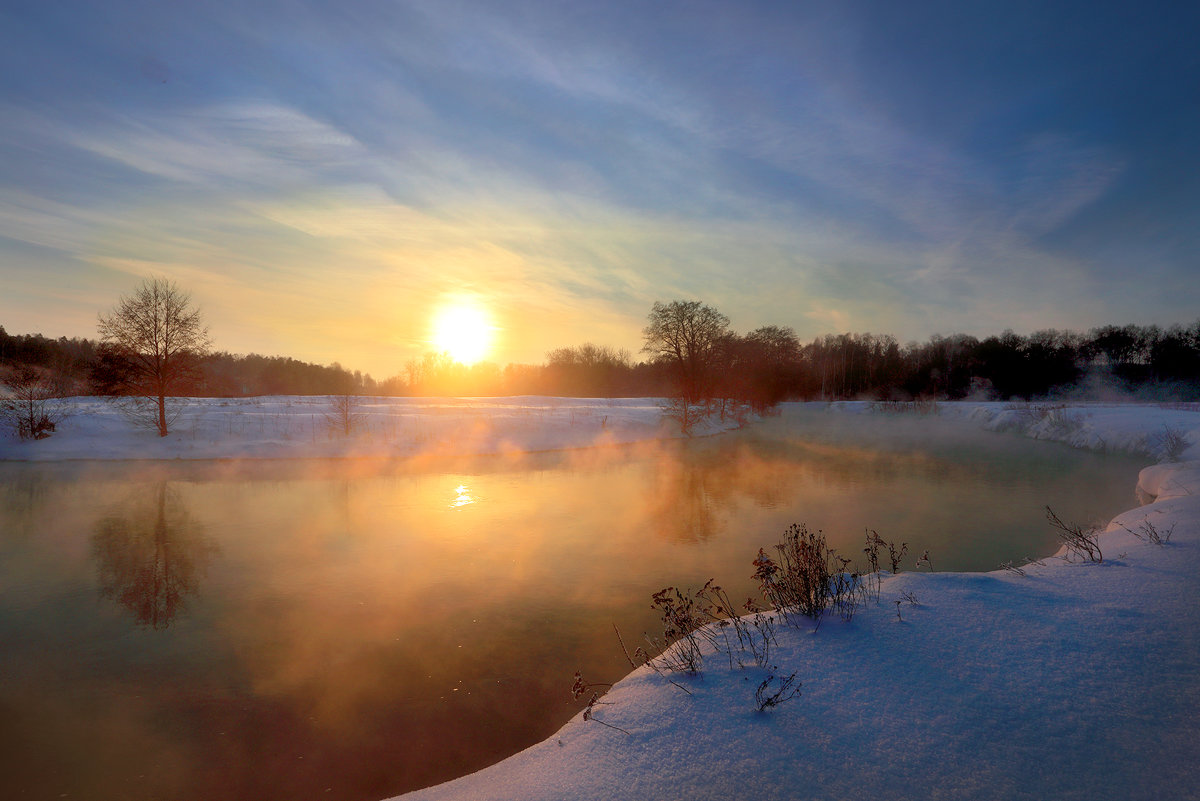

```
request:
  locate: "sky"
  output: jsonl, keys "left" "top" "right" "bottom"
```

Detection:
{"left": 1, "top": 0, "right": 1197, "bottom": 378}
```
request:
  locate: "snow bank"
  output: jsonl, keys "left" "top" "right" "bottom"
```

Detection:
{"left": 0, "top": 396, "right": 736, "bottom": 462}
{"left": 4, "top": 397, "right": 1194, "bottom": 466}
{"left": 829, "top": 400, "right": 1199, "bottom": 462}
{"left": 392, "top": 404, "right": 1200, "bottom": 801}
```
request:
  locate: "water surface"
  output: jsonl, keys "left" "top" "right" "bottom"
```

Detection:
{"left": 0, "top": 409, "right": 1146, "bottom": 800}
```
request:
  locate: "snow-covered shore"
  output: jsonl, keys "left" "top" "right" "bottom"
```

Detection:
{"left": 3, "top": 398, "right": 1199, "bottom": 800}
{"left": 1, "top": 397, "right": 1195, "bottom": 465}
{"left": 0, "top": 396, "right": 704, "bottom": 461}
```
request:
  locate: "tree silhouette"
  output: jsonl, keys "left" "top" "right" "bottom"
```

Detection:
{"left": 97, "top": 277, "right": 211, "bottom": 436}
{"left": 642, "top": 300, "right": 730, "bottom": 403}
{"left": 544, "top": 343, "right": 633, "bottom": 396}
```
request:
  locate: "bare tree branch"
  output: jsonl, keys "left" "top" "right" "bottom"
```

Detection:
{"left": 97, "top": 277, "right": 211, "bottom": 436}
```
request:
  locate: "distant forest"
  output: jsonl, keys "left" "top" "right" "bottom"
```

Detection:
{"left": 2, "top": 320, "right": 1199, "bottom": 402}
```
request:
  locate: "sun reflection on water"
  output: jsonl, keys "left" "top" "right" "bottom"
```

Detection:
{"left": 451, "top": 484, "right": 474, "bottom": 508}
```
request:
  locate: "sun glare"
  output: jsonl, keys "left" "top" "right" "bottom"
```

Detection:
{"left": 432, "top": 303, "right": 493, "bottom": 364}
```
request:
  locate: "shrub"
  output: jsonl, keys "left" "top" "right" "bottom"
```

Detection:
{"left": 864, "top": 529, "right": 908, "bottom": 574}
{"left": 1119, "top": 517, "right": 1175, "bottom": 546}
{"left": 0, "top": 365, "right": 69, "bottom": 440}
{"left": 570, "top": 671, "right": 629, "bottom": 734}
{"left": 614, "top": 520, "right": 930, "bottom": 715}
{"left": 659, "top": 396, "right": 707, "bottom": 436}
{"left": 1158, "top": 425, "right": 1188, "bottom": 462}
{"left": 694, "top": 580, "right": 774, "bottom": 669}
{"left": 867, "top": 400, "right": 939, "bottom": 416}
{"left": 753, "top": 524, "right": 835, "bottom": 621}
{"left": 646, "top": 586, "right": 707, "bottom": 675}
{"left": 325, "top": 394, "right": 361, "bottom": 436}
{"left": 1045, "top": 506, "right": 1103, "bottom": 563}
{"left": 754, "top": 672, "right": 801, "bottom": 712}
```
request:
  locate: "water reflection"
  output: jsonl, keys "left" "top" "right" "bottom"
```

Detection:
{"left": 0, "top": 469, "right": 61, "bottom": 542}
{"left": 451, "top": 483, "right": 475, "bottom": 508}
{"left": 647, "top": 452, "right": 719, "bottom": 542}
{"left": 0, "top": 414, "right": 1148, "bottom": 801}
{"left": 91, "top": 482, "right": 218, "bottom": 629}
{"left": 644, "top": 438, "right": 941, "bottom": 544}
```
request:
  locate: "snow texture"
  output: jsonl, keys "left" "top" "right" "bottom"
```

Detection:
{"left": 0, "top": 396, "right": 722, "bottom": 462}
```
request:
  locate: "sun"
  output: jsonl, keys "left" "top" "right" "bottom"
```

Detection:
{"left": 431, "top": 303, "right": 493, "bottom": 364}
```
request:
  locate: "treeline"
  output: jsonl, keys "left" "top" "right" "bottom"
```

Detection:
{"left": 3, "top": 319, "right": 1199, "bottom": 401}
{"left": 391, "top": 345, "right": 671, "bottom": 397}
{"left": 789, "top": 324, "right": 1200, "bottom": 401}
{"left": 0, "top": 325, "right": 676, "bottom": 398}
{"left": 0, "top": 326, "right": 372, "bottom": 395}
{"left": 640, "top": 301, "right": 1200, "bottom": 405}
{"left": 0, "top": 328, "right": 383, "bottom": 397}
{"left": 0, "top": 329, "right": 100, "bottom": 392}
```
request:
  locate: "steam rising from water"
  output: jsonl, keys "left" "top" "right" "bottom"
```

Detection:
{"left": 0, "top": 402, "right": 1168, "bottom": 800}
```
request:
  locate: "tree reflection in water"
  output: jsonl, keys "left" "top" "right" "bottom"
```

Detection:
{"left": 647, "top": 442, "right": 798, "bottom": 543}
{"left": 92, "top": 482, "right": 218, "bottom": 629}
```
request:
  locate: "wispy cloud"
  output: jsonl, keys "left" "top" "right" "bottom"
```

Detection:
{"left": 0, "top": 0, "right": 1195, "bottom": 373}
{"left": 66, "top": 103, "right": 366, "bottom": 188}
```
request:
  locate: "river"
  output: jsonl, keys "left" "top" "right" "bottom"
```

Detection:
{"left": 0, "top": 408, "right": 1146, "bottom": 800}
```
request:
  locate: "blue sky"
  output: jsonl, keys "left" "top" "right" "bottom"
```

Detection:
{"left": 1, "top": 0, "right": 1197, "bottom": 376}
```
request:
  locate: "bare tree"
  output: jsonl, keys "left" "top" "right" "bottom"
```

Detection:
{"left": 97, "top": 277, "right": 211, "bottom": 437}
{"left": 642, "top": 300, "right": 730, "bottom": 402}
{"left": 0, "top": 364, "right": 69, "bottom": 440}
{"left": 325, "top": 393, "right": 361, "bottom": 436}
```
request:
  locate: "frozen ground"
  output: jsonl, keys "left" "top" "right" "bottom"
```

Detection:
{"left": 0, "top": 396, "right": 704, "bottom": 461}
{"left": 2, "top": 398, "right": 1199, "bottom": 800}
{"left": 0, "top": 396, "right": 1194, "bottom": 465}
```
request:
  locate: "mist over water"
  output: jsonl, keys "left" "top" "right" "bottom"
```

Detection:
{"left": 0, "top": 410, "right": 1147, "bottom": 800}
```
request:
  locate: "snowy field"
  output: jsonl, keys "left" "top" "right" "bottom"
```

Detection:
{"left": 1, "top": 396, "right": 1195, "bottom": 466}
{"left": 2, "top": 398, "right": 1199, "bottom": 800}
{"left": 0, "top": 396, "right": 700, "bottom": 461}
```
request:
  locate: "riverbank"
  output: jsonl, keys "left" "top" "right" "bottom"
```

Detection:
{"left": 0, "top": 396, "right": 704, "bottom": 461}
{"left": 392, "top": 402, "right": 1200, "bottom": 801}
{"left": 1, "top": 397, "right": 1194, "bottom": 465}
